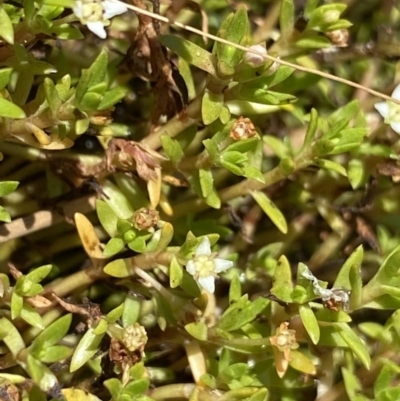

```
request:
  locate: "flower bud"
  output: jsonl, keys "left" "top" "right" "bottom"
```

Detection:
{"left": 244, "top": 44, "right": 267, "bottom": 67}
{"left": 323, "top": 10, "right": 341, "bottom": 24}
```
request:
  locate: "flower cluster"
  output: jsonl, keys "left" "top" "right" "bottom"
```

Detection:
{"left": 73, "top": 0, "right": 128, "bottom": 39}
{"left": 185, "top": 237, "right": 233, "bottom": 293}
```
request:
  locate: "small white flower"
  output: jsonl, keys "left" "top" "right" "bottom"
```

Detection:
{"left": 73, "top": 0, "right": 128, "bottom": 39}
{"left": 185, "top": 237, "right": 233, "bottom": 293}
{"left": 374, "top": 83, "right": 400, "bottom": 134}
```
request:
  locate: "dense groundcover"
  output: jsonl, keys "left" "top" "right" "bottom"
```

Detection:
{"left": 1, "top": 1, "right": 400, "bottom": 400}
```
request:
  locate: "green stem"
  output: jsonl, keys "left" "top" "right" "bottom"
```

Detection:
{"left": 148, "top": 384, "right": 221, "bottom": 401}
{"left": 45, "top": 265, "right": 105, "bottom": 298}
{"left": 141, "top": 97, "right": 201, "bottom": 150}
{"left": 171, "top": 144, "right": 318, "bottom": 218}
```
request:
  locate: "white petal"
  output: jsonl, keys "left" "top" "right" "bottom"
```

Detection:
{"left": 185, "top": 260, "right": 196, "bottom": 276}
{"left": 213, "top": 258, "right": 233, "bottom": 273}
{"left": 196, "top": 237, "right": 212, "bottom": 256}
{"left": 103, "top": 0, "right": 128, "bottom": 19}
{"left": 390, "top": 121, "right": 400, "bottom": 134}
{"left": 73, "top": 1, "right": 84, "bottom": 18}
{"left": 374, "top": 102, "right": 389, "bottom": 119}
{"left": 87, "top": 21, "right": 107, "bottom": 39}
{"left": 198, "top": 275, "right": 215, "bottom": 293}
{"left": 392, "top": 83, "right": 400, "bottom": 100}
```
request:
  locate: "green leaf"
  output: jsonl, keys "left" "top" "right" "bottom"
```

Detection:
{"left": 240, "top": 66, "right": 295, "bottom": 92}
{"left": 251, "top": 190, "right": 288, "bottom": 234}
{"left": 296, "top": 34, "right": 331, "bottom": 49}
{"left": 79, "top": 91, "right": 103, "bottom": 111}
{"left": 161, "top": 135, "right": 184, "bottom": 163}
{"left": 337, "top": 323, "right": 371, "bottom": 369}
{"left": 229, "top": 275, "right": 242, "bottom": 303}
{"left": 96, "top": 199, "right": 118, "bottom": 237}
{"left": 104, "top": 237, "right": 125, "bottom": 258}
{"left": 185, "top": 321, "right": 208, "bottom": 341}
{"left": 170, "top": 257, "right": 183, "bottom": 289}
{"left": 98, "top": 86, "right": 128, "bottom": 110}
{"left": 342, "top": 367, "right": 362, "bottom": 401}
{"left": 32, "top": 314, "right": 72, "bottom": 353}
{"left": 0, "top": 67, "right": 13, "bottom": 90}
{"left": 225, "top": 137, "right": 259, "bottom": 153}
{"left": 349, "top": 262, "right": 362, "bottom": 310}
{"left": 106, "top": 304, "right": 124, "bottom": 323}
{"left": 280, "top": 0, "right": 295, "bottom": 36}
{"left": 20, "top": 303, "right": 44, "bottom": 329}
{"left": 347, "top": 158, "right": 365, "bottom": 190}
{"left": 315, "top": 159, "right": 347, "bottom": 176}
{"left": 199, "top": 169, "right": 214, "bottom": 198}
{"left": 0, "top": 98, "right": 26, "bottom": 119}
{"left": 102, "top": 179, "right": 135, "bottom": 219}
{"left": 104, "top": 258, "right": 131, "bottom": 278}
{"left": 204, "top": 187, "right": 221, "bottom": 209}
{"left": 0, "top": 181, "right": 18, "bottom": 198}
{"left": 104, "top": 378, "right": 122, "bottom": 399}
{"left": 0, "top": 7, "right": 14, "bottom": 44}
{"left": 42, "top": 0, "right": 74, "bottom": 6}
{"left": 202, "top": 90, "right": 224, "bottom": 125}
{"left": 289, "top": 350, "right": 316, "bottom": 375}
{"left": 159, "top": 35, "right": 217, "bottom": 76}
{"left": 44, "top": 78, "right": 61, "bottom": 115}
{"left": 243, "top": 165, "right": 265, "bottom": 183}
{"left": 0, "top": 318, "right": 25, "bottom": 356}
{"left": 0, "top": 206, "right": 11, "bottom": 223}
{"left": 62, "top": 388, "right": 102, "bottom": 401}
{"left": 334, "top": 245, "right": 363, "bottom": 290}
{"left": 215, "top": 7, "right": 250, "bottom": 69}
{"left": 222, "top": 150, "right": 248, "bottom": 165}
{"left": 239, "top": 88, "right": 296, "bottom": 105}
{"left": 122, "top": 295, "right": 141, "bottom": 327}
{"left": 299, "top": 305, "right": 320, "bottom": 344}
{"left": 307, "top": 4, "right": 347, "bottom": 31}
{"left": 302, "top": 108, "right": 319, "bottom": 149}
{"left": 271, "top": 255, "right": 293, "bottom": 302}
{"left": 39, "top": 345, "right": 73, "bottom": 363}
{"left": 375, "top": 365, "right": 397, "bottom": 398}
{"left": 27, "top": 355, "right": 59, "bottom": 393}
{"left": 11, "top": 291, "right": 23, "bottom": 319}
{"left": 314, "top": 309, "right": 352, "bottom": 323}
{"left": 70, "top": 326, "right": 106, "bottom": 372}
{"left": 128, "top": 236, "right": 147, "bottom": 253}
{"left": 248, "top": 389, "right": 268, "bottom": 401}
{"left": 364, "top": 244, "right": 400, "bottom": 295}
{"left": 87, "top": 50, "right": 108, "bottom": 90}
{"left": 75, "top": 50, "right": 108, "bottom": 105}
{"left": 220, "top": 159, "right": 243, "bottom": 176}
{"left": 218, "top": 296, "right": 268, "bottom": 331}
{"left": 304, "top": 0, "right": 319, "bottom": 18}
{"left": 123, "top": 378, "right": 150, "bottom": 396}
{"left": 26, "top": 264, "right": 52, "bottom": 285}
{"left": 329, "top": 128, "right": 367, "bottom": 154}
